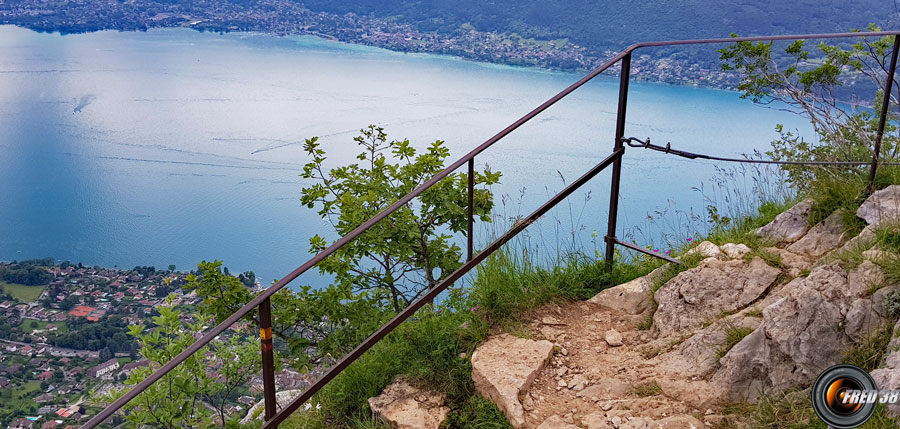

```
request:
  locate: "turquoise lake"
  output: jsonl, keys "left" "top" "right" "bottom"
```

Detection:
{"left": 0, "top": 25, "right": 815, "bottom": 286}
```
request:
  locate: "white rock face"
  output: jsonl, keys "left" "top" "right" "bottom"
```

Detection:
{"left": 367, "top": 376, "right": 450, "bottom": 429}
{"left": 471, "top": 334, "right": 554, "bottom": 428}
{"left": 719, "top": 243, "right": 751, "bottom": 259}
{"left": 858, "top": 185, "right": 900, "bottom": 226}
{"left": 711, "top": 263, "right": 882, "bottom": 401}
{"left": 756, "top": 200, "right": 813, "bottom": 242}
{"left": 653, "top": 257, "right": 780, "bottom": 337}
{"left": 684, "top": 241, "right": 724, "bottom": 259}
{"left": 589, "top": 277, "right": 653, "bottom": 315}
{"left": 785, "top": 211, "right": 848, "bottom": 257}
{"left": 761, "top": 247, "right": 811, "bottom": 277}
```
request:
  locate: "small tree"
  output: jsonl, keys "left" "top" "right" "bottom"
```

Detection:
{"left": 187, "top": 126, "right": 500, "bottom": 369}
{"left": 301, "top": 125, "right": 500, "bottom": 311}
{"left": 719, "top": 25, "right": 899, "bottom": 190}
{"left": 107, "top": 295, "right": 262, "bottom": 428}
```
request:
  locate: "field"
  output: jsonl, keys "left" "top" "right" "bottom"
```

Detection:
{"left": 18, "top": 318, "right": 66, "bottom": 334}
{"left": 0, "top": 281, "right": 46, "bottom": 302}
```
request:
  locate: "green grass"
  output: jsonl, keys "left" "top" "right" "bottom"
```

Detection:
{"left": 280, "top": 248, "right": 651, "bottom": 428}
{"left": 633, "top": 382, "right": 663, "bottom": 397}
{"left": 743, "top": 247, "right": 784, "bottom": 269}
{"left": 0, "top": 281, "right": 46, "bottom": 302}
{"left": 843, "top": 322, "right": 896, "bottom": 372}
{"left": 18, "top": 318, "right": 66, "bottom": 334}
{"left": 705, "top": 200, "right": 793, "bottom": 249}
{"left": 717, "top": 325, "right": 754, "bottom": 360}
{"left": 723, "top": 391, "right": 899, "bottom": 429}
{"left": 0, "top": 381, "right": 43, "bottom": 420}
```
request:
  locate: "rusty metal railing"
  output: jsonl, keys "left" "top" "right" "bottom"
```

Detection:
{"left": 82, "top": 30, "right": 900, "bottom": 428}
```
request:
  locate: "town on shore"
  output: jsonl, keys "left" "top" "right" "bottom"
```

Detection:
{"left": 0, "top": 0, "right": 738, "bottom": 90}
{"left": 0, "top": 259, "right": 310, "bottom": 429}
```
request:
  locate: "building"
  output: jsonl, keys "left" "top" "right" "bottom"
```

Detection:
{"left": 120, "top": 360, "right": 150, "bottom": 376}
{"left": 87, "top": 358, "right": 119, "bottom": 378}
{"left": 9, "top": 419, "right": 33, "bottom": 429}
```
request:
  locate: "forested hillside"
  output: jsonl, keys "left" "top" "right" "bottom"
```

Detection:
{"left": 297, "top": 0, "right": 899, "bottom": 49}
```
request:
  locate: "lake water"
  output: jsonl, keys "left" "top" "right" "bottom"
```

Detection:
{"left": 0, "top": 25, "right": 814, "bottom": 286}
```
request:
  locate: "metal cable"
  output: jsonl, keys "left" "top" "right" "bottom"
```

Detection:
{"left": 621, "top": 137, "right": 900, "bottom": 166}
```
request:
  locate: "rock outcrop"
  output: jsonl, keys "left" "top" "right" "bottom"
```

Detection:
{"left": 367, "top": 376, "right": 450, "bottom": 429}
{"left": 471, "top": 334, "right": 555, "bottom": 428}
{"left": 858, "top": 185, "right": 900, "bottom": 226}
{"left": 711, "top": 262, "right": 884, "bottom": 401}
{"left": 589, "top": 277, "right": 653, "bottom": 315}
{"left": 785, "top": 210, "right": 848, "bottom": 257}
{"left": 653, "top": 257, "right": 780, "bottom": 337}
{"left": 756, "top": 199, "right": 813, "bottom": 242}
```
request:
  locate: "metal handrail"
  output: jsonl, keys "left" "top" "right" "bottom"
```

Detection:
{"left": 82, "top": 29, "right": 900, "bottom": 428}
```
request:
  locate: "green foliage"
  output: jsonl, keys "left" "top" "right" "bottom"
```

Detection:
{"left": 0, "top": 263, "right": 53, "bottom": 286}
{"left": 443, "top": 395, "right": 513, "bottom": 429}
{"left": 107, "top": 295, "right": 263, "bottom": 428}
{"left": 720, "top": 25, "right": 900, "bottom": 196}
{"left": 301, "top": 125, "right": 500, "bottom": 312}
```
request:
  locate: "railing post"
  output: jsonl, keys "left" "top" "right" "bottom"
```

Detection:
{"left": 467, "top": 158, "right": 475, "bottom": 261}
{"left": 605, "top": 53, "right": 631, "bottom": 272}
{"left": 869, "top": 34, "right": 900, "bottom": 191}
{"left": 259, "top": 297, "right": 278, "bottom": 426}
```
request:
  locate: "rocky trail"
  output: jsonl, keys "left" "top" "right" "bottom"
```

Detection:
{"left": 364, "top": 186, "right": 900, "bottom": 428}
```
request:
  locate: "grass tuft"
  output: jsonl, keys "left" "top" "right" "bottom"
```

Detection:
{"left": 633, "top": 382, "right": 663, "bottom": 397}
{"left": 717, "top": 325, "right": 754, "bottom": 360}
{"left": 843, "top": 322, "right": 895, "bottom": 372}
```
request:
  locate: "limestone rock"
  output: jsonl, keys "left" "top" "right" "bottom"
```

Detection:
{"left": 711, "top": 264, "right": 869, "bottom": 401}
{"left": 685, "top": 241, "right": 724, "bottom": 259}
{"left": 583, "top": 412, "right": 612, "bottom": 429}
{"left": 838, "top": 224, "right": 877, "bottom": 254}
{"left": 858, "top": 185, "right": 900, "bottom": 226}
{"left": 844, "top": 298, "right": 886, "bottom": 342}
{"left": 537, "top": 415, "right": 581, "bottom": 429}
{"left": 762, "top": 247, "right": 811, "bottom": 277}
{"left": 653, "top": 415, "right": 705, "bottom": 428}
{"left": 471, "top": 334, "right": 554, "bottom": 428}
{"left": 589, "top": 277, "right": 652, "bottom": 315}
{"left": 654, "top": 315, "right": 762, "bottom": 378}
{"left": 605, "top": 329, "right": 624, "bottom": 347}
{"left": 786, "top": 211, "right": 848, "bottom": 258}
{"left": 863, "top": 247, "right": 892, "bottom": 263}
{"left": 873, "top": 285, "right": 900, "bottom": 318}
{"left": 756, "top": 200, "right": 813, "bottom": 242}
{"left": 653, "top": 257, "right": 780, "bottom": 337}
{"left": 656, "top": 379, "right": 719, "bottom": 409}
{"left": 368, "top": 376, "right": 450, "bottom": 429}
{"left": 720, "top": 243, "right": 751, "bottom": 259}
{"left": 869, "top": 319, "right": 900, "bottom": 417}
